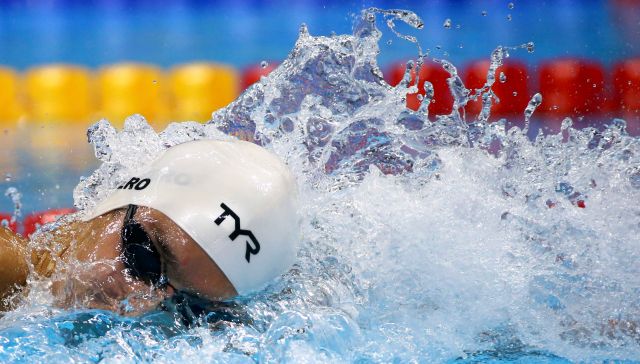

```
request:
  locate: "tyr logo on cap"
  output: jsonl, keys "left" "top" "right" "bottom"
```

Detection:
{"left": 214, "top": 203, "right": 261, "bottom": 263}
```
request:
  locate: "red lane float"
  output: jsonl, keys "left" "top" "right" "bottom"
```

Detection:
{"left": 23, "top": 208, "right": 76, "bottom": 237}
{"left": 0, "top": 213, "right": 18, "bottom": 232}
{"left": 241, "top": 62, "right": 279, "bottom": 90}
{"left": 538, "top": 59, "right": 607, "bottom": 131}
{"left": 464, "top": 60, "right": 530, "bottom": 125}
{"left": 385, "top": 60, "right": 453, "bottom": 115}
{"left": 613, "top": 58, "right": 640, "bottom": 135}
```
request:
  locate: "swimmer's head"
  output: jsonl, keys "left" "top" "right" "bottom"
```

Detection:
{"left": 84, "top": 140, "right": 300, "bottom": 296}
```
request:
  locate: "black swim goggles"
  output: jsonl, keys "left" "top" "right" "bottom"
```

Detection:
{"left": 120, "top": 204, "right": 169, "bottom": 288}
{"left": 120, "top": 205, "right": 219, "bottom": 318}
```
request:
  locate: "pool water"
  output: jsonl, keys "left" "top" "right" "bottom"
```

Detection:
{"left": 0, "top": 0, "right": 635, "bottom": 68}
{"left": 1, "top": 8, "right": 640, "bottom": 363}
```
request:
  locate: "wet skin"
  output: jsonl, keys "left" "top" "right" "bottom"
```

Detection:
{"left": 0, "top": 207, "right": 237, "bottom": 314}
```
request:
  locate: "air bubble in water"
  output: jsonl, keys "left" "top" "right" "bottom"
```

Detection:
{"left": 261, "top": 61, "right": 269, "bottom": 69}
{"left": 508, "top": 2, "right": 515, "bottom": 9}
{"left": 499, "top": 72, "right": 507, "bottom": 83}
{"left": 507, "top": 14, "right": 512, "bottom": 21}
{"left": 482, "top": 10, "right": 488, "bottom": 16}
{"left": 512, "top": 91, "right": 518, "bottom": 96}
{"left": 443, "top": 18, "right": 452, "bottom": 29}
{"left": 387, "top": 40, "right": 392, "bottom": 45}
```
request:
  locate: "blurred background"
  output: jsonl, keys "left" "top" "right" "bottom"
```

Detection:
{"left": 0, "top": 0, "right": 639, "bottom": 232}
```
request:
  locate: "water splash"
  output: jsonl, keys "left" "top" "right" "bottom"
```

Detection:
{"left": 3, "top": 186, "right": 22, "bottom": 228}
{"left": 524, "top": 92, "right": 543, "bottom": 132}
{"left": 3, "top": 7, "right": 640, "bottom": 364}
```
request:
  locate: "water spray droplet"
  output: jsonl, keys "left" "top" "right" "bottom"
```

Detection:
{"left": 526, "top": 42, "right": 535, "bottom": 53}
{"left": 524, "top": 93, "right": 543, "bottom": 132}
{"left": 508, "top": 2, "right": 515, "bottom": 10}
{"left": 512, "top": 91, "right": 518, "bottom": 96}
{"left": 4, "top": 174, "right": 11, "bottom": 182}
{"left": 443, "top": 18, "right": 452, "bottom": 29}
{"left": 561, "top": 117, "right": 573, "bottom": 130}
{"left": 507, "top": 14, "right": 512, "bottom": 21}
{"left": 260, "top": 61, "right": 269, "bottom": 69}
{"left": 482, "top": 10, "right": 488, "bottom": 16}
{"left": 4, "top": 187, "right": 22, "bottom": 224}
{"left": 418, "top": 81, "right": 435, "bottom": 116}
{"left": 387, "top": 40, "right": 392, "bottom": 45}
{"left": 366, "top": 12, "right": 375, "bottom": 22}
{"left": 299, "top": 23, "right": 309, "bottom": 36}
{"left": 499, "top": 72, "right": 507, "bottom": 83}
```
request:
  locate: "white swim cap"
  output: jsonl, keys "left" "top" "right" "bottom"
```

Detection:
{"left": 85, "top": 140, "right": 299, "bottom": 295}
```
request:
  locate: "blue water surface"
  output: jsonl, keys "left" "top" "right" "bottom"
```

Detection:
{"left": 0, "top": 0, "right": 636, "bottom": 69}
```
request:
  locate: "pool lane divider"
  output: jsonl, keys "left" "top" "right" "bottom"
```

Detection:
{"left": 613, "top": 58, "right": 640, "bottom": 134}
{"left": 170, "top": 63, "right": 239, "bottom": 122}
{"left": 537, "top": 59, "right": 608, "bottom": 132}
{"left": 0, "top": 209, "right": 78, "bottom": 236}
{"left": 0, "top": 59, "right": 638, "bottom": 131}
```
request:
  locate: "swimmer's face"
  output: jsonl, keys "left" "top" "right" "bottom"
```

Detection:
{"left": 51, "top": 207, "right": 237, "bottom": 314}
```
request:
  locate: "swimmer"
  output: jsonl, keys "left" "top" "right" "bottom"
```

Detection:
{"left": 0, "top": 140, "right": 299, "bottom": 315}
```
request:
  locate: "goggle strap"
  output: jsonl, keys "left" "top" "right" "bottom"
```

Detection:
{"left": 124, "top": 204, "right": 137, "bottom": 221}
